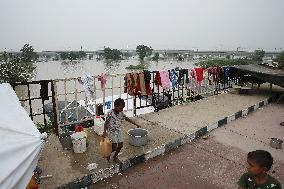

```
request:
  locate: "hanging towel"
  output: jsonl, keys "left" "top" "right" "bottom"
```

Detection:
{"left": 169, "top": 69, "right": 178, "bottom": 88}
{"left": 144, "top": 70, "right": 151, "bottom": 84}
{"left": 98, "top": 73, "right": 108, "bottom": 89}
{"left": 177, "top": 69, "right": 189, "bottom": 85}
{"left": 159, "top": 70, "right": 171, "bottom": 90}
{"left": 155, "top": 72, "right": 162, "bottom": 86}
{"left": 208, "top": 67, "right": 218, "bottom": 84}
{"left": 125, "top": 73, "right": 134, "bottom": 96}
{"left": 139, "top": 73, "right": 147, "bottom": 96}
{"left": 144, "top": 70, "right": 152, "bottom": 95}
{"left": 40, "top": 80, "right": 49, "bottom": 101}
{"left": 194, "top": 68, "right": 204, "bottom": 86}
{"left": 189, "top": 69, "right": 197, "bottom": 80}
{"left": 124, "top": 74, "right": 128, "bottom": 93}
{"left": 132, "top": 73, "right": 141, "bottom": 96}
{"left": 78, "top": 75, "right": 95, "bottom": 114}
{"left": 78, "top": 75, "right": 94, "bottom": 99}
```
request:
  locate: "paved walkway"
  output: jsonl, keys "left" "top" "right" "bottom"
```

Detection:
{"left": 93, "top": 100, "right": 284, "bottom": 189}
{"left": 38, "top": 85, "right": 283, "bottom": 188}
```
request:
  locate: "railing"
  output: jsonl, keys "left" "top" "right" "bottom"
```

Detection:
{"left": 10, "top": 67, "right": 240, "bottom": 135}
{"left": 10, "top": 80, "right": 59, "bottom": 135}
{"left": 53, "top": 74, "right": 135, "bottom": 132}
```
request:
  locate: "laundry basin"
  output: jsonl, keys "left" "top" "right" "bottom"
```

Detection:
{"left": 128, "top": 128, "right": 149, "bottom": 147}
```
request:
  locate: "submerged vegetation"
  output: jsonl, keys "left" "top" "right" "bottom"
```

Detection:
{"left": 0, "top": 44, "right": 37, "bottom": 83}
{"left": 196, "top": 58, "right": 253, "bottom": 68}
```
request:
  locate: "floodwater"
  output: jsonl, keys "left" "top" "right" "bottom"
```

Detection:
{"left": 34, "top": 58, "right": 197, "bottom": 80}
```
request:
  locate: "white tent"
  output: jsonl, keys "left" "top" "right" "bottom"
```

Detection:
{"left": 0, "top": 83, "right": 45, "bottom": 189}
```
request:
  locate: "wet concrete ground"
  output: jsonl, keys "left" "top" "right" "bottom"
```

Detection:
{"left": 38, "top": 85, "right": 283, "bottom": 188}
{"left": 92, "top": 100, "right": 284, "bottom": 189}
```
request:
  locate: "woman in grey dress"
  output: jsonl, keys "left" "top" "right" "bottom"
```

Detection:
{"left": 103, "top": 98, "right": 141, "bottom": 162}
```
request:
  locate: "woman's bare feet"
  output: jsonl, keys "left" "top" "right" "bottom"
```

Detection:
{"left": 113, "top": 156, "right": 120, "bottom": 163}
{"left": 106, "top": 156, "right": 110, "bottom": 162}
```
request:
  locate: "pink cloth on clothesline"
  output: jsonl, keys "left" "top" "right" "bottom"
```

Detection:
{"left": 159, "top": 70, "right": 171, "bottom": 89}
{"left": 98, "top": 73, "right": 108, "bottom": 89}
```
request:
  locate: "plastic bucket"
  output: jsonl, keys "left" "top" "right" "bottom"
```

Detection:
{"left": 93, "top": 117, "right": 105, "bottom": 136}
{"left": 59, "top": 131, "right": 73, "bottom": 149}
{"left": 71, "top": 132, "right": 87, "bottom": 153}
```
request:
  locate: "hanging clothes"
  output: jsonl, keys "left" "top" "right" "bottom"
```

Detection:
{"left": 223, "top": 66, "right": 230, "bottom": 82}
{"left": 208, "top": 67, "right": 218, "bottom": 85}
{"left": 78, "top": 75, "right": 95, "bottom": 114}
{"left": 40, "top": 80, "right": 49, "bottom": 101}
{"left": 78, "top": 75, "right": 94, "bottom": 99}
{"left": 98, "top": 73, "right": 108, "bottom": 89}
{"left": 125, "top": 73, "right": 135, "bottom": 96}
{"left": 159, "top": 70, "right": 171, "bottom": 89}
{"left": 154, "top": 72, "right": 162, "bottom": 86}
{"left": 203, "top": 68, "right": 209, "bottom": 85}
{"left": 144, "top": 70, "right": 151, "bottom": 84}
{"left": 144, "top": 70, "right": 152, "bottom": 96}
{"left": 139, "top": 73, "right": 147, "bottom": 96}
{"left": 105, "top": 101, "right": 112, "bottom": 109}
{"left": 187, "top": 69, "right": 197, "bottom": 88}
{"left": 194, "top": 68, "right": 204, "bottom": 86}
{"left": 169, "top": 69, "right": 178, "bottom": 88}
{"left": 189, "top": 69, "right": 197, "bottom": 80}
{"left": 217, "top": 67, "right": 224, "bottom": 82}
{"left": 132, "top": 73, "right": 141, "bottom": 96}
{"left": 124, "top": 74, "right": 128, "bottom": 93}
{"left": 177, "top": 69, "right": 189, "bottom": 85}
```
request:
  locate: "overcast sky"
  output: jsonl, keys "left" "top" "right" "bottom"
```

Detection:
{"left": 0, "top": 0, "right": 283, "bottom": 51}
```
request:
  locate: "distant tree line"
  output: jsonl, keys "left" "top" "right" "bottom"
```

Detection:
{"left": 59, "top": 51, "right": 87, "bottom": 61}
{"left": 274, "top": 51, "right": 284, "bottom": 69}
{"left": 197, "top": 49, "right": 267, "bottom": 68}
{"left": 101, "top": 45, "right": 156, "bottom": 62}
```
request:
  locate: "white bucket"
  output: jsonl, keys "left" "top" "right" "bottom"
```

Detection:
{"left": 93, "top": 117, "right": 105, "bottom": 136}
{"left": 71, "top": 132, "right": 87, "bottom": 153}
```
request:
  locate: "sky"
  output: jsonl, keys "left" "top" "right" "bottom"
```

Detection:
{"left": 0, "top": 0, "right": 284, "bottom": 52}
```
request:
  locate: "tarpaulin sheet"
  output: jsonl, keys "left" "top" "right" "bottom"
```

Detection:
{"left": 233, "top": 64, "right": 284, "bottom": 88}
{"left": 0, "top": 83, "right": 44, "bottom": 189}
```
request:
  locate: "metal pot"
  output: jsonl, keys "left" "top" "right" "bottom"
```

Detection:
{"left": 128, "top": 128, "right": 149, "bottom": 147}
{"left": 270, "top": 138, "right": 283, "bottom": 149}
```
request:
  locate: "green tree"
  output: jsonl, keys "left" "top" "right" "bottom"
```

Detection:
{"left": 0, "top": 56, "right": 36, "bottom": 83}
{"left": 69, "top": 51, "right": 77, "bottom": 60}
{"left": 177, "top": 54, "right": 184, "bottom": 61}
{"left": 252, "top": 49, "right": 265, "bottom": 62}
{"left": 0, "top": 44, "right": 36, "bottom": 83}
{"left": 197, "top": 58, "right": 252, "bottom": 68}
{"left": 103, "top": 47, "right": 122, "bottom": 61}
{"left": 152, "top": 52, "right": 159, "bottom": 61}
{"left": 78, "top": 50, "right": 87, "bottom": 59}
{"left": 136, "top": 45, "right": 153, "bottom": 61}
{"left": 0, "top": 51, "right": 8, "bottom": 62}
{"left": 20, "top": 44, "right": 38, "bottom": 62}
{"left": 274, "top": 52, "right": 284, "bottom": 69}
{"left": 59, "top": 52, "right": 69, "bottom": 60}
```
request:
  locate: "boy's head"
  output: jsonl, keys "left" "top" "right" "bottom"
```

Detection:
{"left": 247, "top": 150, "right": 273, "bottom": 176}
{"left": 114, "top": 98, "right": 125, "bottom": 112}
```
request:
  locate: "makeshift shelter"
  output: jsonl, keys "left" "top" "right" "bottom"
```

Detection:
{"left": 233, "top": 64, "right": 284, "bottom": 102}
{"left": 233, "top": 64, "right": 284, "bottom": 88}
{"left": 0, "top": 83, "right": 45, "bottom": 189}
